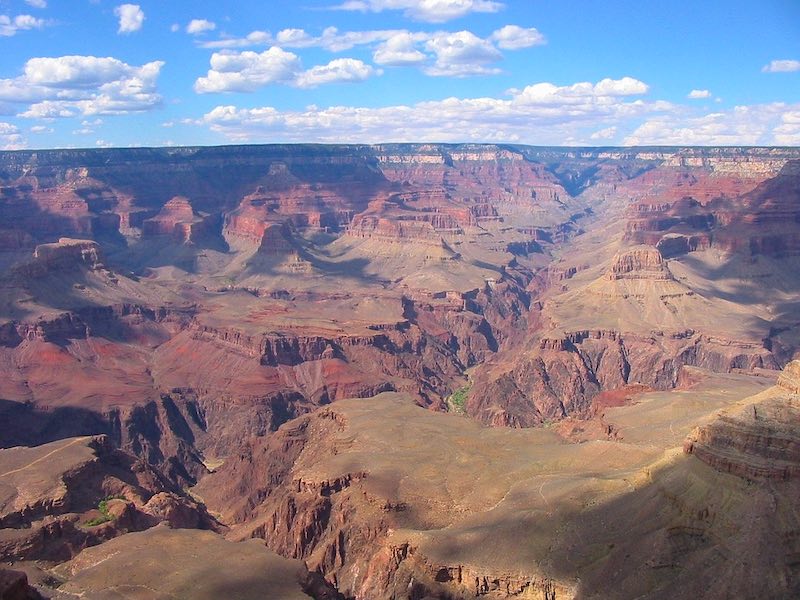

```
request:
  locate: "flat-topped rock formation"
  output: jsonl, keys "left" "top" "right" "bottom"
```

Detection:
{"left": 53, "top": 526, "right": 336, "bottom": 600}
{"left": 31, "top": 238, "right": 102, "bottom": 270}
{"left": 607, "top": 245, "right": 672, "bottom": 280}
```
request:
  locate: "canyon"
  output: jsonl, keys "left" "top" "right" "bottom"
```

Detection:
{"left": 0, "top": 144, "right": 798, "bottom": 599}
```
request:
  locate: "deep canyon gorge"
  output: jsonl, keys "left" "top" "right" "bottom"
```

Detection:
{"left": 0, "top": 144, "right": 799, "bottom": 599}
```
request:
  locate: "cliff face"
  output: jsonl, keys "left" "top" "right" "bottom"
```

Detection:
{"left": 468, "top": 329, "right": 776, "bottom": 427}
{"left": 685, "top": 360, "right": 800, "bottom": 480}
{"left": 623, "top": 159, "right": 800, "bottom": 258}
{"left": 194, "top": 396, "right": 580, "bottom": 600}
{"left": 0, "top": 435, "right": 215, "bottom": 563}
{"left": 0, "top": 144, "right": 798, "bottom": 445}
{"left": 2, "top": 144, "right": 800, "bottom": 599}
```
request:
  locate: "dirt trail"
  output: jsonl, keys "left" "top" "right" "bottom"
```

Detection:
{"left": 0, "top": 436, "right": 90, "bottom": 478}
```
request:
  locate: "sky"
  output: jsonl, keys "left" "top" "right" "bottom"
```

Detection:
{"left": 0, "top": 0, "right": 798, "bottom": 149}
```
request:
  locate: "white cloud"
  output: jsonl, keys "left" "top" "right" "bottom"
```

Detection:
{"left": 275, "top": 28, "right": 316, "bottom": 47}
{"left": 198, "top": 25, "right": 547, "bottom": 78}
{"left": 334, "top": 0, "right": 503, "bottom": 23}
{"left": 25, "top": 0, "right": 47, "bottom": 9}
{"left": 490, "top": 25, "right": 545, "bottom": 49}
{"left": 687, "top": 89, "right": 711, "bottom": 99}
{"left": 0, "top": 55, "right": 165, "bottom": 118}
{"left": 590, "top": 126, "right": 617, "bottom": 140}
{"left": 0, "top": 14, "right": 45, "bottom": 36}
{"left": 195, "top": 48, "right": 381, "bottom": 93}
{"left": 424, "top": 30, "right": 502, "bottom": 76}
{"left": 373, "top": 31, "right": 428, "bottom": 65}
{"left": 114, "top": 4, "right": 144, "bottom": 34}
{"left": 774, "top": 110, "right": 800, "bottom": 145}
{"left": 513, "top": 77, "right": 649, "bottom": 105}
{"left": 197, "top": 27, "right": 400, "bottom": 51}
{"left": 30, "top": 125, "right": 52, "bottom": 133}
{"left": 0, "top": 122, "right": 24, "bottom": 149}
{"left": 593, "top": 77, "right": 649, "bottom": 96}
{"left": 199, "top": 30, "right": 272, "bottom": 49}
{"left": 295, "top": 27, "right": 403, "bottom": 52}
{"left": 193, "top": 76, "right": 668, "bottom": 144}
{"left": 762, "top": 59, "right": 800, "bottom": 73}
{"left": 25, "top": 56, "right": 137, "bottom": 87}
{"left": 194, "top": 47, "right": 302, "bottom": 93}
{"left": 295, "top": 58, "right": 380, "bottom": 88}
{"left": 624, "top": 103, "right": 800, "bottom": 145}
{"left": 205, "top": 27, "right": 509, "bottom": 79}
{"left": 187, "top": 19, "right": 216, "bottom": 35}
{"left": 170, "top": 23, "right": 180, "bottom": 32}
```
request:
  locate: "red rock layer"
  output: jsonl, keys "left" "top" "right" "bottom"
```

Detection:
{"left": 623, "top": 160, "right": 800, "bottom": 258}
{"left": 468, "top": 330, "right": 777, "bottom": 427}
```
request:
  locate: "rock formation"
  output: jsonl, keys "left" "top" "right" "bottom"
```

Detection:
{"left": 0, "top": 144, "right": 799, "bottom": 598}
{"left": 685, "top": 360, "right": 800, "bottom": 480}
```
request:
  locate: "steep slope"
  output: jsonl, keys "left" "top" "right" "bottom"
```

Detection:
{"left": 195, "top": 363, "right": 799, "bottom": 599}
{"left": 468, "top": 150, "right": 800, "bottom": 426}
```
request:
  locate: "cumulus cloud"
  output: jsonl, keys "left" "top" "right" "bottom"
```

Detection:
{"left": 114, "top": 4, "right": 144, "bottom": 34}
{"left": 192, "top": 76, "right": 666, "bottom": 144}
{"left": 0, "top": 14, "right": 46, "bottom": 36}
{"left": 590, "top": 126, "right": 617, "bottom": 140}
{"left": 25, "top": 0, "right": 47, "bottom": 9}
{"left": 513, "top": 77, "right": 649, "bottom": 105}
{"left": 198, "top": 30, "right": 271, "bottom": 49}
{"left": 187, "top": 19, "right": 216, "bottom": 35}
{"left": 194, "top": 48, "right": 302, "bottom": 93}
{"left": 194, "top": 48, "right": 381, "bottom": 92}
{"left": 0, "top": 122, "right": 25, "bottom": 148}
{"left": 624, "top": 103, "right": 800, "bottom": 146}
{"left": 203, "top": 28, "right": 512, "bottom": 78}
{"left": 295, "top": 58, "right": 380, "bottom": 88}
{"left": 490, "top": 25, "right": 545, "bottom": 49}
{"left": 287, "top": 27, "right": 402, "bottom": 52}
{"left": 373, "top": 32, "right": 428, "bottom": 65}
{"left": 198, "top": 24, "right": 546, "bottom": 78}
{"left": 424, "top": 30, "right": 502, "bottom": 76}
{"left": 334, "top": 0, "right": 503, "bottom": 22}
{"left": 687, "top": 89, "right": 711, "bottom": 99}
{"left": 762, "top": 59, "right": 800, "bottom": 73}
{"left": 0, "top": 55, "right": 164, "bottom": 118}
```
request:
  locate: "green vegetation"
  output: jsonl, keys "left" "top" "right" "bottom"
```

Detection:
{"left": 84, "top": 495, "right": 125, "bottom": 527}
{"left": 448, "top": 385, "right": 471, "bottom": 414}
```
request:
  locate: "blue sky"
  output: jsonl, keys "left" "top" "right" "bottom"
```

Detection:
{"left": 0, "top": 0, "right": 798, "bottom": 149}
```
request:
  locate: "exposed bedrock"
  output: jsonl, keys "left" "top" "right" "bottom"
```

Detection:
{"left": 13, "top": 238, "right": 103, "bottom": 278}
{"left": 0, "top": 435, "right": 216, "bottom": 564}
{"left": 468, "top": 330, "right": 777, "bottom": 427}
{"left": 195, "top": 402, "right": 574, "bottom": 600}
{"left": 685, "top": 360, "right": 800, "bottom": 480}
{"left": 0, "top": 568, "right": 42, "bottom": 600}
{"left": 0, "top": 262, "right": 531, "bottom": 476}
{"left": 623, "top": 160, "right": 800, "bottom": 258}
{"left": 0, "top": 392, "right": 209, "bottom": 487}
{"left": 607, "top": 245, "right": 672, "bottom": 280}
